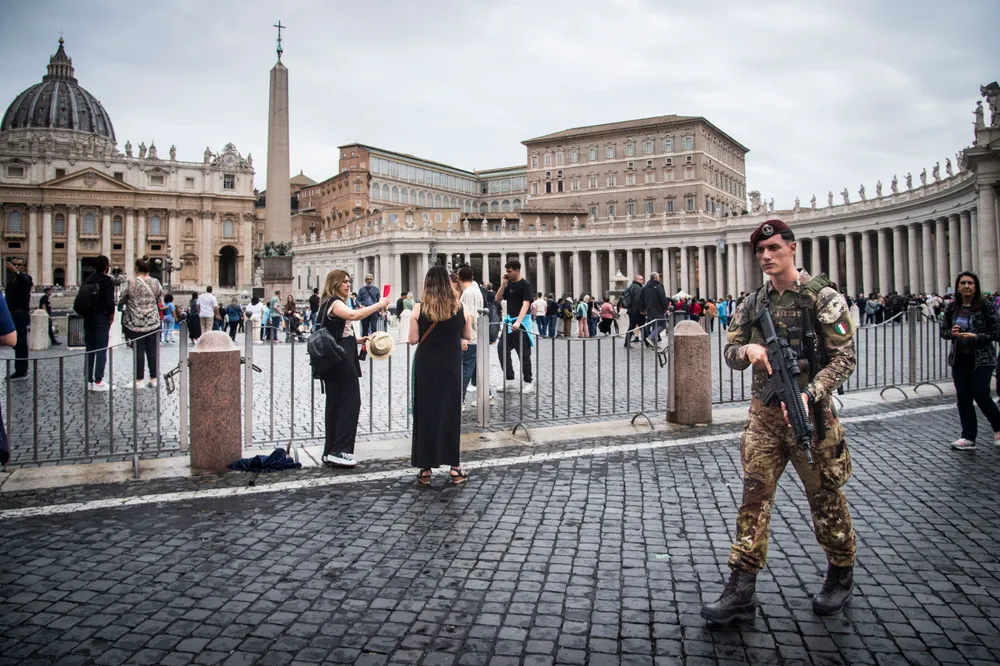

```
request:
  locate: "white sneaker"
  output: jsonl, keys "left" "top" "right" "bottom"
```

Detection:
{"left": 498, "top": 380, "right": 520, "bottom": 393}
{"left": 951, "top": 438, "right": 976, "bottom": 450}
{"left": 521, "top": 382, "right": 535, "bottom": 395}
{"left": 135, "top": 380, "right": 147, "bottom": 390}
{"left": 323, "top": 452, "right": 358, "bottom": 467}
{"left": 87, "top": 382, "right": 94, "bottom": 391}
{"left": 91, "top": 380, "right": 110, "bottom": 392}
{"left": 466, "top": 384, "right": 476, "bottom": 393}
{"left": 148, "top": 378, "right": 158, "bottom": 388}
{"left": 470, "top": 396, "right": 496, "bottom": 407}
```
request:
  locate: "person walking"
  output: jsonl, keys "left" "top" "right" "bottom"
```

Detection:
{"left": 598, "top": 296, "right": 616, "bottom": 334}
{"left": 622, "top": 274, "right": 645, "bottom": 347}
{"left": 410, "top": 266, "right": 473, "bottom": 486}
{"left": 545, "top": 294, "right": 558, "bottom": 339}
{"left": 161, "top": 294, "right": 176, "bottom": 343}
{"left": 940, "top": 271, "right": 1000, "bottom": 450}
{"left": 702, "top": 219, "right": 858, "bottom": 625}
{"left": 308, "top": 287, "right": 320, "bottom": 332}
{"left": 318, "top": 269, "right": 391, "bottom": 467}
{"left": 80, "top": 255, "right": 116, "bottom": 391}
{"left": 187, "top": 292, "right": 202, "bottom": 342}
{"left": 559, "top": 297, "right": 574, "bottom": 337}
{"left": 533, "top": 292, "right": 548, "bottom": 338}
{"left": 357, "top": 274, "right": 381, "bottom": 336}
{"left": 458, "top": 266, "right": 493, "bottom": 409}
{"left": 496, "top": 260, "right": 535, "bottom": 393}
{"left": 226, "top": 297, "right": 242, "bottom": 341}
{"left": 283, "top": 295, "right": 297, "bottom": 342}
{"left": 706, "top": 299, "right": 718, "bottom": 331}
{"left": 38, "top": 287, "right": 61, "bottom": 345}
{"left": 197, "top": 286, "right": 218, "bottom": 338}
{"left": 576, "top": 296, "right": 590, "bottom": 338}
{"left": 120, "top": 257, "right": 163, "bottom": 389}
{"left": 640, "top": 272, "right": 670, "bottom": 348}
{"left": 4, "top": 257, "right": 33, "bottom": 380}
{"left": 244, "top": 297, "right": 264, "bottom": 342}
{"left": 587, "top": 295, "right": 599, "bottom": 337}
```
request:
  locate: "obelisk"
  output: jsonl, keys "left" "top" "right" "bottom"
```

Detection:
{"left": 265, "top": 21, "right": 291, "bottom": 245}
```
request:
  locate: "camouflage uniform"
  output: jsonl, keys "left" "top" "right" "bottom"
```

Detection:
{"left": 725, "top": 270, "right": 857, "bottom": 572}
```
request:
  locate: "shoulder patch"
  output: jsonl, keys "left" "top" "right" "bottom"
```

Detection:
{"left": 816, "top": 287, "right": 848, "bottom": 324}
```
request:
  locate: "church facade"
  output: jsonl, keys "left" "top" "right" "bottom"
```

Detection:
{"left": 0, "top": 39, "right": 256, "bottom": 290}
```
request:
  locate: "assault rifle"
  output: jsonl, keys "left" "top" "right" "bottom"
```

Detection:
{"left": 755, "top": 304, "right": 814, "bottom": 463}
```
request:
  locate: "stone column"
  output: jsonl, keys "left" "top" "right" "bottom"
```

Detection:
{"left": 242, "top": 213, "right": 253, "bottom": 288}
{"left": 66, "top": 207, "right": 78, "bottom": 286}
{"left": 971, "top": 210, "right": 981, "bottom": 276}
{"left": 735, "top": 243, "right": 746, "bottom": 295}
{"left": 27, "top": 206, "right": 39, "bottom": 278}
{"left": 590, "top": 252, "right": 601, "bottom": 299}
{"left": 696, "top": 245, "right": 707, "bottom": 298}
{"left": 124, "top": 209, "right": 136, "bottom": 273}
{"left": 713, "top": 247, "right": 724, "bottom": 299}
{"left": 101, "top": 207, "right": 112, "bottom": 259}
{"left": 960, "top": 210, "right": 973, "bottom": 272}
{"left": 626, "top": 248, "right": 635, "bottom": 281}
{"left": 679, "top": 246, "right": 690, "bottom": 294}
{"left": 536, "top": 251, "right": 547, "bottom": 296}
{"left": 168, "top": 211, "right": 179, "bottom": 266}
{"left": 948, "top": 213, "right": 961, "bottom": 289}
{"left": 554, "top": 251, "right": 565, "bottom": 299}
{"left": 907, "top": 224, "right": 921, "bottom": 297}
{"left": 137, "top": 210, "right": 147, "bottom": 268}
{"left": 935, "top": 217, "right": 949, "bottom": 293}
{"left": 877, "top": 229, "right": 890, "bottom": 295}
{"left": 978, "top": 183, "right": 1000, "bottom": 290}
{"left": 893, "top": 226, "right": 906, "bottom": 294}
{"left": 415, "top": 253, "right": 426, "bottom": 298}
{"left": 810, "top": 238, "right": 822, "bottom": 277}
{"left": 572, "top": 251, "right": 582, "bottom": 298}
{"left": 726, "top": 244, "right": 737, "bottom": 297}
{"left": 41, "top": 205, "right": 53, "bottom": 285}
{"left": 663, "top": 248, "right": 674, "bottom": 296}
{"left": 844, "top": 233, "right": 857, "bottom": 298}
{"left": 201, "top": 212, "right": 213, "bottom": 286}
{"left": 860, "top": 231, "right": 873, "bottom": 296}
{"left": 921, "top": 220, "right": 934, "bottom": 294}
{"left": 393, "top": 253, "right": 402, "bottom": 294}
{"left": 643, "top": 248, "right": 652, "bottom": 279}
{"left": 828, "top": 235, "right": 840, "bottom": 287}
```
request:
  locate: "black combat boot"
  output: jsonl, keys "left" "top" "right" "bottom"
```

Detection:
{"left": 812, "top": 564, "right": 854, "bottom": 616}
{"left": 700, "top": 570, "right": 759, "bottom": 624}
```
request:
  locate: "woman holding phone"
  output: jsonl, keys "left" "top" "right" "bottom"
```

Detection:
{"left": 940, "top": 271, "right": 1000, "bottom": 450}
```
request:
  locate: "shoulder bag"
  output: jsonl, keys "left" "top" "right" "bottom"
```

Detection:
{"left": 307, "top": 298, "right": 347, "bottom": 377}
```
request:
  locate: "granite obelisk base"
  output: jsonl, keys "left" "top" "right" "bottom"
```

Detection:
{"left": 669, "top": 320, "right": 712, "bottom": 425}
{"left": 189, "top": 331, "right": 242, "bottom": 472}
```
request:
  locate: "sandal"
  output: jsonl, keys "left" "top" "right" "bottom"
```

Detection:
{"left": 449, "top": 467, "right": 468, "bottom": 485}
{"left": 417, "top": 469, "right": 433, "bottom": 486}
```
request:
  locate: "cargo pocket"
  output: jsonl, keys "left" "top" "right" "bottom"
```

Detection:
{"left": 817, "top": 432, "right": 852, "bottom": 489}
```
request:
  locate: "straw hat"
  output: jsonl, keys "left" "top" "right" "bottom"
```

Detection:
{"left": 367, "top": 331, "right": 395, "bottom": 360}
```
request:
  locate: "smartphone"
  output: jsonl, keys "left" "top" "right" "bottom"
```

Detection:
{"left": 382, "top": 284, "right": 391, "bottom": 298}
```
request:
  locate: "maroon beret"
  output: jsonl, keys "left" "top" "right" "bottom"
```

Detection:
{"left": 750, "top": 219, "right": 792, "bottom": 247}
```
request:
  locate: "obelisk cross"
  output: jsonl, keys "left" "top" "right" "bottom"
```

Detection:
{"left": 274, "top": 21, "right": 286, "bottom": 61}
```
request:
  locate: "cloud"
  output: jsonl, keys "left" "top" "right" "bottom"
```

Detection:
{"left": 1, "top": 0, "right": 996, "bottom": 206}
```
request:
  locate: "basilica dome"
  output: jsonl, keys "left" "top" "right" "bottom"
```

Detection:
{"left": 0, "top": 38, "right": 115, "bottom": 141}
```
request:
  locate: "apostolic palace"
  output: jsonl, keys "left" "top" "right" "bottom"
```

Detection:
{"left": 1, "top": 39, "right": 999, "bottom": 305}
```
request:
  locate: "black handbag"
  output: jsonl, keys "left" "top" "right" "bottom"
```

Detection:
{"left": 307, "top": 298, "right": 347, "bottom": 377}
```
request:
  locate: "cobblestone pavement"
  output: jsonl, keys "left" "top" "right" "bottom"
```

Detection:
{"left": 3, "top": 394, "right": 1000, "bottom": 665}
{"left": 0, "top": 315, "right": 952, "bottom": 466}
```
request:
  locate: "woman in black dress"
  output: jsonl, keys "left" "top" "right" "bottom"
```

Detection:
{"left": 409, "top": 266, "right": 473, "bottom": 485}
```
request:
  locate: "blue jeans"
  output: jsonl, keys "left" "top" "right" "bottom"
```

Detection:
{"left": 648, "top": 317, "right": 667, "bottom": 344}
{"left": 545, "top": 315, "right": 558, "bottom": 337}
{"left": 588, "top": 316, "right": 597, "bottom": 337}
{"left": 462, "top": 345, "right": 477, "bottom": 401}
{"left": 84, "top": 315, "right": 111, "bottom": 383}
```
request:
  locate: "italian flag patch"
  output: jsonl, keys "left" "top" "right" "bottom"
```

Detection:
{"left": 834, "top": 322, "right": 848, "bottom": 335}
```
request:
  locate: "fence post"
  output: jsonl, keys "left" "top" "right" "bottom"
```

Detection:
{"left": 476, "top": 312, "right": 490, "bottom": 427}
{"left": 179, "top": 320, "right": 189, "bottom": 453}
{"left": 667, "top": 314, "right": 677, "bottom": 419}
{"left": 244, "top": 320, "right": 254, "bottom": 452}
{"left": 907, "top": 305, "right": 918, "bottom": 386}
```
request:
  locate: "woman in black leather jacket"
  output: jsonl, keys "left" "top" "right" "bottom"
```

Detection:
{"left": 940, "top": 271, "right": 1000, "bottom": 450}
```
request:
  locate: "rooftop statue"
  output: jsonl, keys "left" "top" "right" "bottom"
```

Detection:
{"left": 891, "top": 175, "right": 898, "bottom": 193}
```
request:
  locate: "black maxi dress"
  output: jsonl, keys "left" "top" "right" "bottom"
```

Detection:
{"left": 411, "top": 306, "right": 465, "bottom": 468}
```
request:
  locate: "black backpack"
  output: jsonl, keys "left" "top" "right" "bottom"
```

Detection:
{"left": 307, "top": 298, "right": 347, "bottom": 378}
{"left": 73, "top": 279, "right": 101, "bottom": 317}
{"left": 621, "top": 284, "right": 636, "bottom": 310}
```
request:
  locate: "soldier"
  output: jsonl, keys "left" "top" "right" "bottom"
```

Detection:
{"left": 701, "top": 219, "right": 858, "bottom": 624}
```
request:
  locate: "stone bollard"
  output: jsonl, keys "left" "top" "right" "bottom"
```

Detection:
{"left": 28, "top": 309, "right": 50, "bottom": 351}
{"left": 669, "top": 320, "right": 712, "bottom": 425}
{"left": 189, "top": 331, "right": 242, "bottom": 472}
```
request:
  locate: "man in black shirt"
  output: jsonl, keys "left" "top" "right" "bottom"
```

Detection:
{"left": 82, "top": 255, "right": 117, "bottom": 391}
{"left": 5, "top": 257, "right": 33, "bottom": 379}
{"left": 308, "top": 287, "right": 320, "bottom": 332}
{"left": 495, "top": 260, "right": 534, "bottom": 393}
{"left": 39, "top": 286, "right": 60, "bottom": 345}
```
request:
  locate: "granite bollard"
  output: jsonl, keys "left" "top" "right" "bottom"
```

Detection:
{"left": 28, "top": 309, "right": 50, "bottom": 352}
{"left": 189, "top": 331, "right": 242, "bottom": 471}
{"left": 669, "top": 320, "right": 712, "bottom": 425}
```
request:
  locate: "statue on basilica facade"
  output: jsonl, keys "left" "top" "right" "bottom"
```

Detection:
{"left": 247, "top": 153, "right": 253, "bottom": 167}
{"left": 148, "top": 143, "right": 158, "bottom": 160}
{"left": 891, "top": 175, "right": 898, "bottom": 193}
{"left": 793, "top": 197, "right": 800, "bottom": 211}
{"left": 810, "top": 194, "right": 817, "bottom": 209}
{"left": 254, "top": 266, "right": 264, "bottom": 288}
{"left": 946, "top": 158, "right": 953, "bottom": 176}
{"left": 875, "top": 180, "right": 882, "bottom": 197}
{"left": 169, "top": 145, "right": 176, "bottom": 161}
{"left": 981, "top": 82, "right": 1000, "bottom": 127}
{"left": 932, "top": 162, "right": 940, "bottom": 181}
{"left": 840, "top": 188, "right": 850, "bottom": 205}
{"left": 204, "top": 147, "right": 212, "bottom": 164}
{"left": 124, "top": 140, "right": 132, "bottom": 158}
{"left": 974, "top": 100, "right": 985, "bottom": 130}
{"left": 462, "top": 218, "right": 469, "bottom": 232}
{"left": 768, "top": 198, "right": 774, "bottom": 212}
{"left": 828, "top": 191, "right": 834, "bottom": 207}
{"left": 138, "top": 142, "right": 147, "bottom": 159}
{"left": 858, "top": 184, "right": 866, "bottom": 202}
{"left": 481, "top": 219, "right": 488, "bottom": 233}
{"left": 919, "top": 168, "right": 927, "bottom": 186}
{"left": 905, "top": 172, "right": 912, "bottom": 189}
{"left": 571, "top": 216, "right": 579, "bottom": 230}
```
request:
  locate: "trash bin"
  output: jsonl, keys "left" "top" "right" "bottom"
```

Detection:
{"left": 66, "top": 313, "right": 85, "bottom": 349}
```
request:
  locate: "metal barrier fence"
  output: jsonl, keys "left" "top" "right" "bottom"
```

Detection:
{"left": 2, "top": 324, "right": 186, "bottom": 472}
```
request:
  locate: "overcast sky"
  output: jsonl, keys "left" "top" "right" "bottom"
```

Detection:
{"left": 1, "top": 0, "right": 997, "bottom": 208}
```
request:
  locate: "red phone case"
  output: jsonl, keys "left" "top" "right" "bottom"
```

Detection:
{"left": 383, "top": 285, "right": 391, "bottom": 298}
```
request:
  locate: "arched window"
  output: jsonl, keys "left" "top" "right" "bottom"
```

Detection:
{"left": 223, "top": 218, "right": 234, "bottom": 237}
{"left": 480, "top": 202, "right": 488, "bottom": 214}
{"left": 434, "top": 194, "right": 442, "bottom": 207}
{"left": 418, "top": 192, "right": 425, "bottom": 207}
{"left": 6, "top": 210, "right": 22, "bottom": 233}
{"left": 112, "top": 215, "right": 123, "bottom": 236}
{"left": 150, "top": 215, "right": 162, "bottom": 235}
{"left": 501, "top": 200, "right": 511, "bottom": 212}
{"left": 391, "top": 186, "right": 399, "bottom": 202}
{"left": 184, "top": 217, "right": 194, "bottom": 236}
{"left": 512, "top": 199, "right": 521, "bottom": 211}
{"left": 451, "top": 197, "right": 457, "bottom": 208}
{"left": 83, "top": 213, "right": 96, "bottom": 234}
{"left": 410, "top": 190, "right": 417, "bottom": 205}
{"left": 382, "top": 184, "right": 389, "bottom": 200}
{"left": 370, "top": 181, "right": 380, "bottom": 199}
{"left": 491, "top": 201, "right": 499, "bottom": 212}
{"left": 54, "top": 213, "right": 65, "bottom": 235}
{"left": 400, "top": 187, "right": 408, "bottom": 202}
